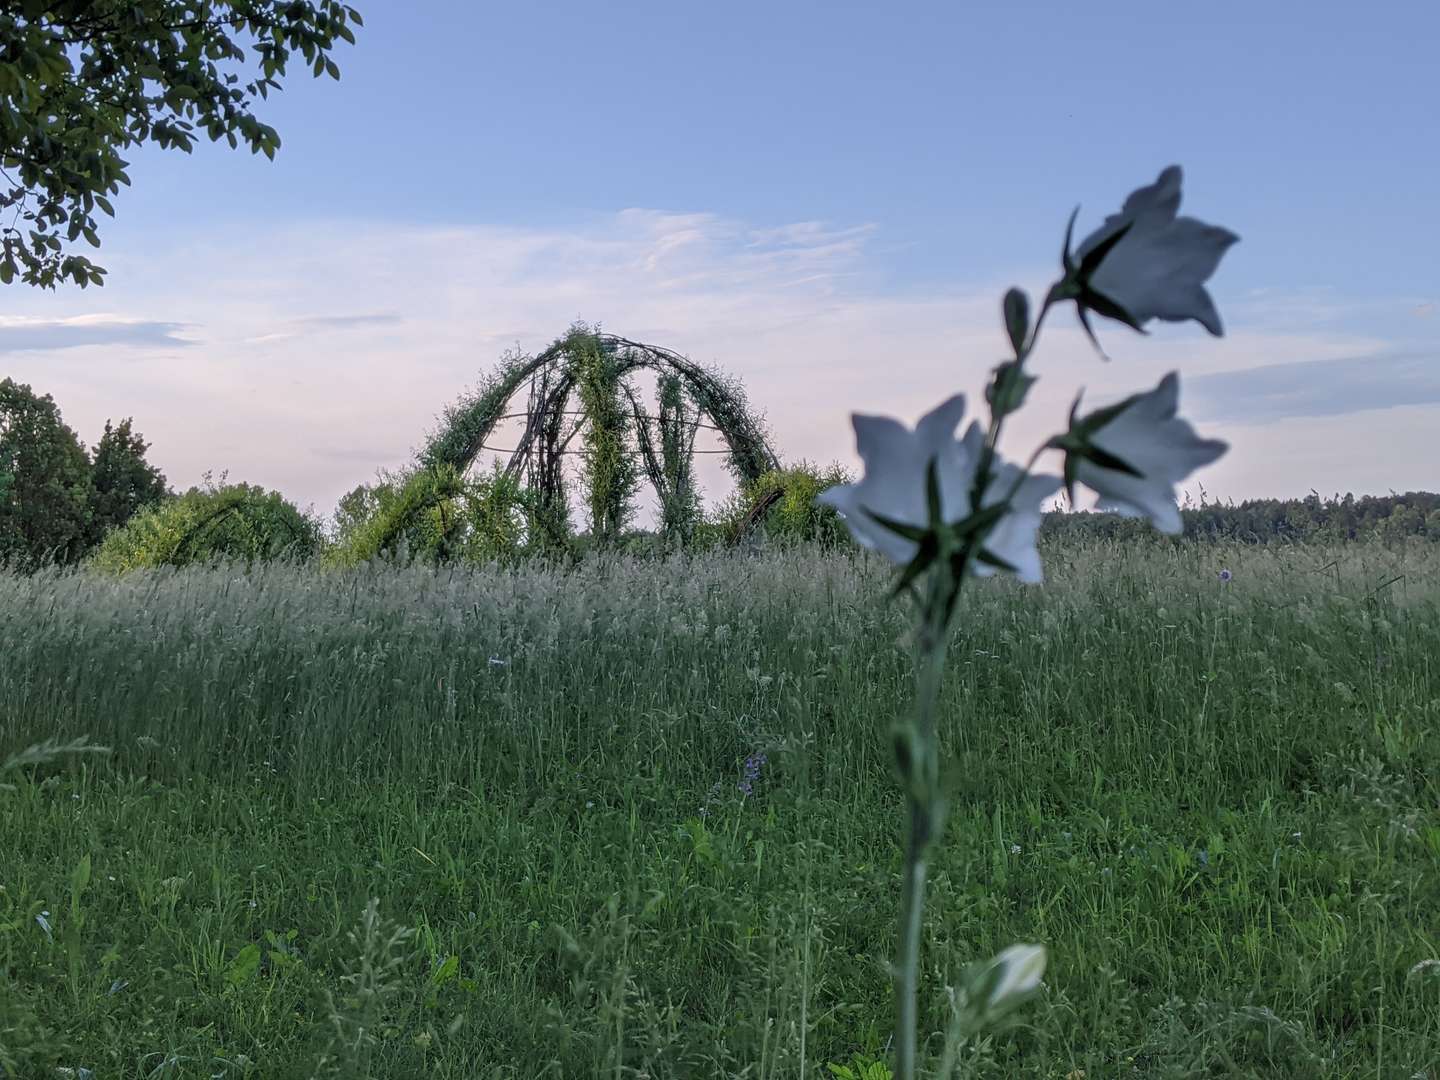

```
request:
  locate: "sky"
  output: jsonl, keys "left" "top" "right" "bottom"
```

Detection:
{"left": 4, "top": 0, "right": 1439, "bottom": 523}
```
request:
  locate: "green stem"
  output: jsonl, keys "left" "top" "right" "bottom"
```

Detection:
{"left": 895, "top": 564, "right": 954, "bottom": 1080}
{"left": 975, "top": 294, "right": 1055, "bottom": 510}
{"left": 973, "top": 291, "right": 1063, "bottom": 526}
{"left": 895, "top": 803, "right": 929, "bottom": 1080}
{"left": 895, "top": 285, "right": 1061, "bottom": 1076}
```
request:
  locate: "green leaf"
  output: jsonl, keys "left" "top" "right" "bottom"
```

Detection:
{"left": 986, "top": 360, "right": 1036, "bottom": 420}
{"left": 430, "top": 953, "right": 460, "bottom": 987}
{"left": 1072, "top": 391, "right": 1143, "bottom": 439}
{"left": 864, "top": 509, "right": 928, "bottom": 544}
{"left": 973, "top": 546, "right": 1019, "bottom": 574}
{"left": 69, "top": 853, "right": 92, "bottom": 919}
{"left": 1076, "top": 442, "right": 1145, "bottom": 478}
{"left": 224, "top": 942, "right": 262, "bottom": 986}
{"left": 1074, "top": 302, "right": 1110, "bottom": 361}
{"left": 888, "top": 532, "right": 940, "bottom": 601}
{"left": 1078, "top": 282, "right": 1147, "bottom": 334}
{"left": 949, "top": 500, "right": 1008, "bottom": 541}
{"left": 1075, "top": 218, "right": 1135, "bottom": 280}
{"left": 1002, "top": 287, "right": 1029, "bottom": 356}
{"left": 1059, "top": 205, "right": 1080, "bottom": 274}
{"left": 924, "top": 458, "right": 944, "bottom": 531}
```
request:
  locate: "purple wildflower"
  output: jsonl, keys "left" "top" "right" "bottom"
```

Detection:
{"left": 1218, "top": 568, "right": 1232, "bottom": 582}
{"left": 738, "top": 751, "right": 767, "bottom": 796}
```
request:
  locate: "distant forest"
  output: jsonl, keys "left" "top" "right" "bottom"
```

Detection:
{"left": 1041, "top": 491, "right": 1440, "bottom": 544}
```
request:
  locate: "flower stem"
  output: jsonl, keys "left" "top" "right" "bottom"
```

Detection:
{"left": 895, "top": 804, "right": 929, "bottom": 1080}
{"left": 975, "top": 293, "right": 1056, "bottom": 510}
{"left": 895, "top": 563, "right": 954, "bottom": 1080}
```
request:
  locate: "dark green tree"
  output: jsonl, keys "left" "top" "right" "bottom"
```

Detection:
{"left": 0, "top": 1, "right": 363, "bottom": 288}
{"left": 332, "top": 474, "right": 394, "bottom": 547}
{"left": 0, "top": 376, "right": 93, "bottom": 565}
{"left": 87, "top": 417, "right": 169, "bottom": 543}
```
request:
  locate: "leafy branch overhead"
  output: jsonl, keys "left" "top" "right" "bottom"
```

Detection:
{"left": 0, "top": 0, "right": 363, "bottom": 288}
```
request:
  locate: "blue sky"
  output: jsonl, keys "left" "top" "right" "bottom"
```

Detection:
{"left": 4, "top": 0, "right": 1438, "bottom": 517}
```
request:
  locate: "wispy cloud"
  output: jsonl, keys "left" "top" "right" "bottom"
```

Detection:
{"left": 236, "top": 313, "right": 404, "bottom": 346}
{"left": 0, "top": 315, "right": 194, "bottom": 353}
{"left": 1226, "top": 286, "right": 1440, "bottom": 331}
{"left": 4, "top": 209, "right": 1434, "bottom": 513}
{"left": 1186, "top": 351, "right": 1440, "bottom": 424}
{"left": 294, "top": 314, "right": 404, "bottom": 329}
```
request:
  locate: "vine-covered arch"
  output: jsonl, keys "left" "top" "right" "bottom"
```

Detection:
{"left": 388, "top": 325, "right": 780, "bottom": 551}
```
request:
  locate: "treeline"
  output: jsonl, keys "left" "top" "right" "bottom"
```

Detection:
{"left": 0, "top": 378, "right": 169, "bottom": 566}
{"left": 1, "top": 378, "right": 326, "bottom": 572}
{"left": 1040, "top": 491, "right": 1440, "bottom": 545}
{"left": 6, "top": 375, "right": 1436, "bottom": 572}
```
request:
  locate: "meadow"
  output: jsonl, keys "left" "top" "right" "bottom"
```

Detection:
{"left": 1, "top": 538, "right": 1437, "bottom": 1078}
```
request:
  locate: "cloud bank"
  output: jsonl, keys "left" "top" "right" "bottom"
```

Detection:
{"left": 1187, "top": 351, "right": 1440, "bottom": 424}
{"left": 0, "top": 315, "right": 193, "bottom": 354}
{"left": 4, "top": 209, "right": 1435, "bottom": 518}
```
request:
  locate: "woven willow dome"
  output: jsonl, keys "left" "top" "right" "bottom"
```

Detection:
{"left": 402, "top": 325, "right": 779, "bottom": 549}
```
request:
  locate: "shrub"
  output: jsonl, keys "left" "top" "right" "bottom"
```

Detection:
{"left": 714, "top": 460, "right": 855, "bottom": 549}
{"left": 90, "top": 479, "right": 322, "bottom": 572}
{"left": 326, "top": 463, "right": 532, "bottom": 567}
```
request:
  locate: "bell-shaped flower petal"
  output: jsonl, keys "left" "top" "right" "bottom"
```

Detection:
{"left": 957, "top": 422, "right": 1062, "bottom": 584}
{"left": 1073, "top": 372, "right": 1227, "bottom": 534}
{"left": 821, "top": 403, "right": 1058, "bottom": 583}
{"left": 1072, "top": 165, "right": 1239, "bottom": 336}
{"left": 818, "top": 394, "right": 975, "bottom": 565}
{"left": 966, "top": 943, "right": 1048, "bottom": 1025}
{"left": 985, "top": 943, "right": 1047, "bottom": 1006}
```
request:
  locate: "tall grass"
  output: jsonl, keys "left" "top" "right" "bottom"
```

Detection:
{"left": 1, "top": 539, "right": 1437, "bottom": 1076}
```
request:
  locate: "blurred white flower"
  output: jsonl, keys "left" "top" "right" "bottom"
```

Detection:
{"left": 992, "top": 943, "right": 1046, "bottom": 996}
{"left": 1072, "top": 372, "right": 1227, "bottom": 534}
{"left": 978, "top": 943, "right": 1047, "bottom": 1013}
{"left": 1069, "top": 165, "right": 1240, "bottom": 337}
{"left": 962, "top": 422, "right": 1061, "bottom": 584}
{"left": 818, "top": 394, "right": 972, "bottom": 565}
{"left": 818, "top": 397, "right": 1060, "bottom": 581}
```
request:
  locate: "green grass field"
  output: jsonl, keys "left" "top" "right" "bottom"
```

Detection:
{"left": 1, "top": 539, "right": 1437, "bottom": 1078}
